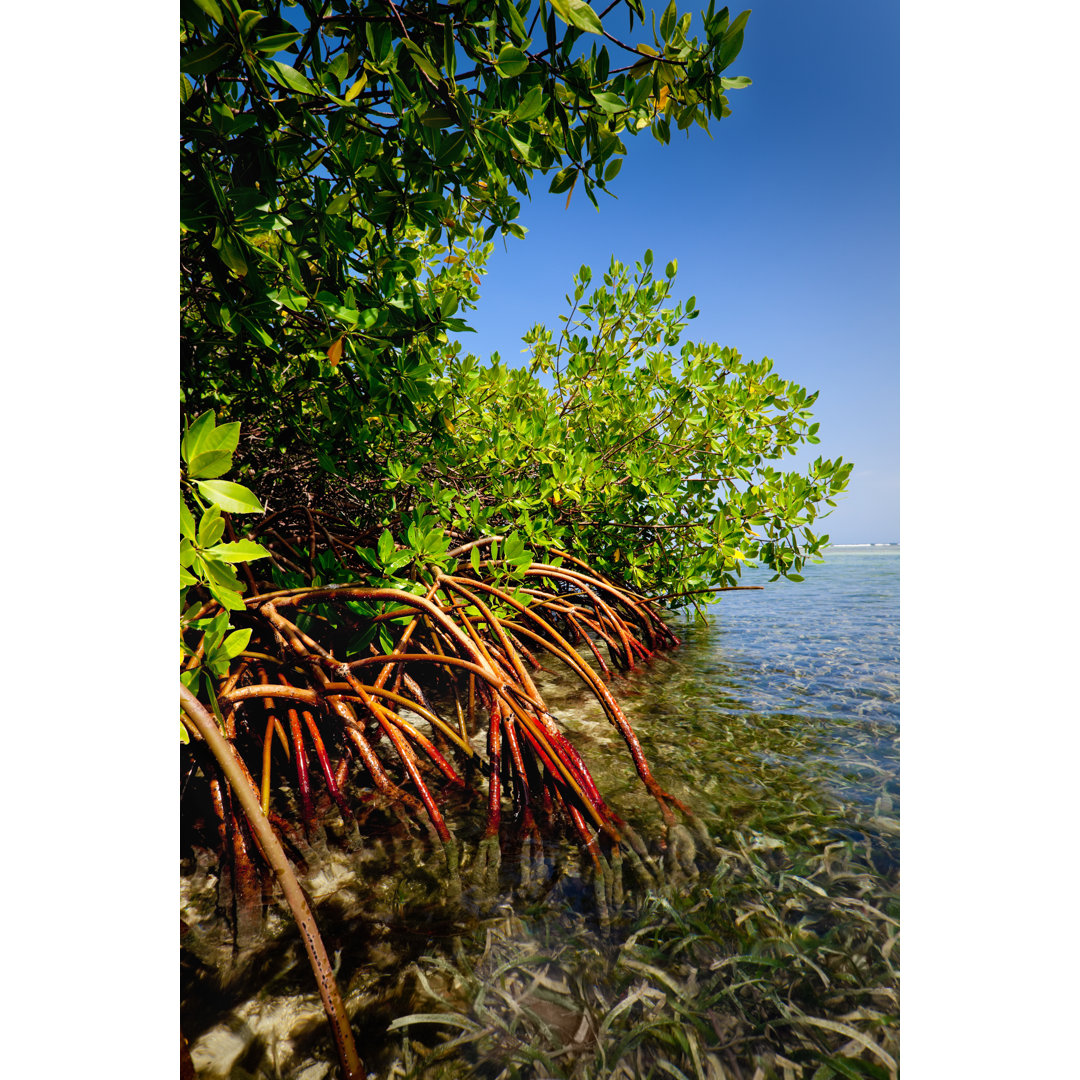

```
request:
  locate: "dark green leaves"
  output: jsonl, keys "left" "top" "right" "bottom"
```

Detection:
{"left": 181, "top": 40, "right": 233, "bottom": 77}
{"left": 190, "top": 0, "right": 224, "bottom": 26}
{"left": 549, "top": 167, "right": 577, "bottom": 194}
{"left": 403, "top": 39, "right": 442, "bottom": 82}
{"left": 715, "top": 10, "right": 750, "bottom": 69}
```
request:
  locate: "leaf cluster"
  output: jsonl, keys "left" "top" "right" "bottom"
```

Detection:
{"left": 180, "top": 410, "right": 272, "bottom": 735}
{"left": 369, "top": 253, "right": 852, "bottom": 611}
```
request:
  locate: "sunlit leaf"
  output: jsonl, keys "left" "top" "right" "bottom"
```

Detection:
{"left": 262, "top": 59, "right": 318, "bottom": 96}
{"left": 549, "top": 0, "right": 604, "bottom": 35}
{"left": 253, "top": 30, "right": 302, "bottom": 53}
{"left": 203, "top": 539, "right": 272, "bottom": 563}
{"left": 195, "top": 479, "right": 264, "bottom": 514}
{"left": 187, "top": 449, "right": 234, "bottom": 480}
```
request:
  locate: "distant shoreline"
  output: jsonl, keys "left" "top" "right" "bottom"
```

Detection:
{"left": 826, "top": 543, "right": 899, "bottom": 548}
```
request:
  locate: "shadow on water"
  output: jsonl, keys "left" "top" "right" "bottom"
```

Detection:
{"left": 182, "top": 548, "right": 900, "bottom": 1079}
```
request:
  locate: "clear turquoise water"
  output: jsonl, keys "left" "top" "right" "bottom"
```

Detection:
{"left": 548, "top": 546, "right": 900, "bottom": 843}
{"left": 683, "top": 544, "right": 899, "bottom": 806}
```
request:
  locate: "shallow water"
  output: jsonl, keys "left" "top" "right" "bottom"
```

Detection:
{"left": 182, "top": 547, "right": 900, "bottom": 1078}
{"left": 545, "top": 546, "right": 899, "bottom": 833}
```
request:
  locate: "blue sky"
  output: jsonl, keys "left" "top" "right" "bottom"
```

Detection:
{"left": 454, "top": 1, "right": 899, "bottom": 544}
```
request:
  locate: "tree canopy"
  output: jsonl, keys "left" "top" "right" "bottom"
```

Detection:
{"left": 182, "top": 0, "right": 751, "bottom": 405}
{"left": 181, "top": 0, "right": 848, "bottom": 611}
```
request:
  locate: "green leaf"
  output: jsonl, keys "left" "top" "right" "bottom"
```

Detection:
{"left": 504, "top": 531, "right": 525, "bottom": 560}
{"left": 217, "top": 233, "right": 248, "bottom": 276}
{"left": 197, "top": 504, "right": 225, "bottom": 548}
{"left": 221, "top": 628, "right": 252, "bottom": 659}
{"left": 436, "top": 130, "right": 467, "bottom": 165}
{"left": 386, "top": 1013, "right": 482, "bottom": 1033}
{"left": 212, "top": 585, "right": 247, "bottom": 611}
{"left": 262, "top": 59, "right": 319, "bottom": 96}
{"left": 325, "top": 192, "right": 350, "bottom": 216}
{"left": 180, "top": 498, "right": 197, "bottom": 541}
{"left": 377, "top": 528, "right": 394, "bottom": 564}
{"left": 500, "top": 0, "right": 528, "bottom": 41}
{"left": 720, "top": 75, "right": 752, "bottom": 89}
{"left": 252, "top": 31, "right": 301, "bottom": 53}
{"left": 512, "top": 84, "right": 545, "bottom": 121}
{"left": 384, "top": 550, "right": 415, "bottom": 573}
{"left": 195, "top": 479, "right": 264, "bottom": 514}
{"left": 420, "top": 108, "right": 457, "bottom": 128}
{"left": 715, "top": 27, "right": 745, "bottom": 69}
{"left": 202, "top": 674, "right": 228, "bottom": 726}
{"left": 495, "top": 44, "right": 529, "bottom": 78}
{"left": 200, "top": 554, "right": 242, "bottom": 593}
{"left": 549, "top": 0, "right": 604, "bottom": 36}
{"left": 327, "top": 53, "right": 350, "bottom": 84}
{"left": 659, "top": 0, "right": 677, "bottom": 40}
{"left": 470, "top": 546, "right": 481, "bottom": 573}
{"left": 190, "top": 0, "right": 224, "bottom": 24}
{"left": 549, "top": 167, "right": 576, "bottom": 194}
{"left": 508, "top": 129, "right": 540, "bottom": 166}
{"left": 726, "top": 10, "right": 752, "bottom": 39}
{"left": 592, "top": 91, "right": 623, "bottom": 115}
{"left": 203, "top": 420, "right": 241, "bottom": 456}
{"left": 203, "top": 539, "right": 272, "bottom": 563}
{"left": 237, "top": 10, "right": 263, "bottom": 41}
{"left": 403, "top": 39, "right": 442, "bottom": 83}
{"left": 181, "top": 409, "right": 216, "bottom": 463}
{"left": 268, "top": 285, "right": 308, "bottom": 312}
{"left": 180, "top": 717, "right": 191, "bottom": 744}
{"left": 187, "top": 449, "right": 234, "bottom": 479}
{"left": 181, "top": 41, "right": 233, "bottom": 77}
